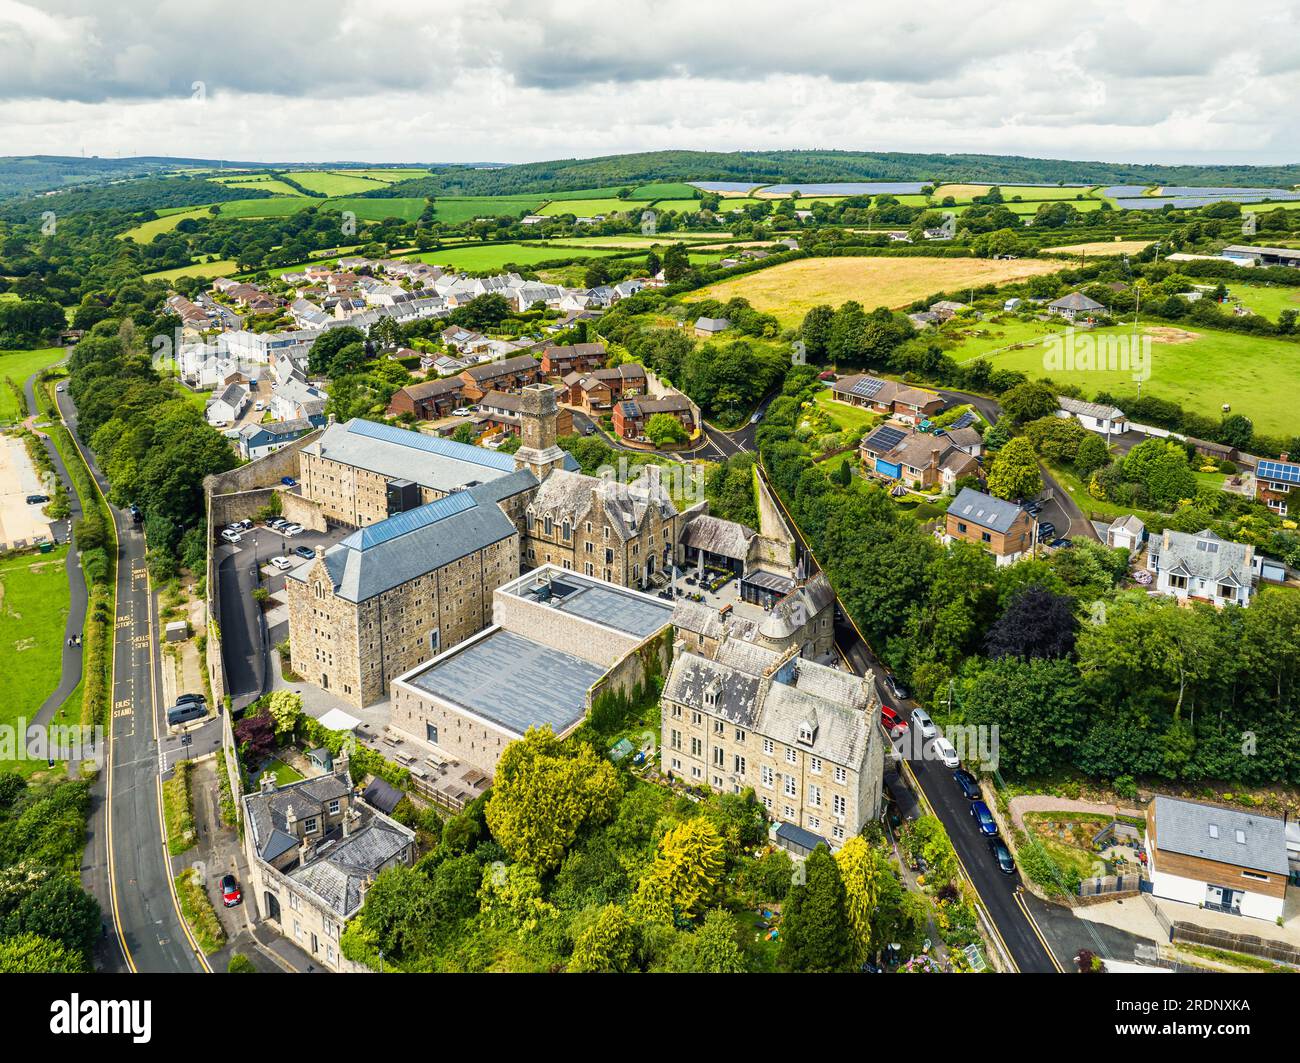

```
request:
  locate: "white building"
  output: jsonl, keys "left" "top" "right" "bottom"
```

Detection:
{"left": 1057, "top": 395, "right": 1127, "bottom": 436}
{"left": 1147, "top": 528, "right": 1255, "bottom": 608}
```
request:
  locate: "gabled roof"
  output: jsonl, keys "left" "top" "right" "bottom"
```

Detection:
{"left": 1153, "top": 795, "right": 1288, "bottom": 875}
{"left": 948, "top": 488, "right": 1027, "bottom": 534}
{"left": 1059, "top": 394, "right": 1125, "bottom": 420}
{"left": 1151, "top": 528, "right": 1253, "bottom": 587}
{"left": 1049, "top": 291, "right": 1106, "bottom": 312}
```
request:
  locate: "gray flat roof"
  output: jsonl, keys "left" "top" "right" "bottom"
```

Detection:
{"left": 407, "top": 629, "right": 604, "bottom": 737}
{"left": 504, "top": 570, "right": 673, "bottom": 638}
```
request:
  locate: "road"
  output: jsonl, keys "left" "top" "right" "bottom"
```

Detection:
{"left": 56, "top": 386, "right": 207, "bottom": 975}
{"left": 719, "top": 402, "right": 1064, "bottom": 972}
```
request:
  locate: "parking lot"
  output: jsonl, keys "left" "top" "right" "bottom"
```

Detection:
{"left": 216, "top": 518, "right": 350, "bottom": 711}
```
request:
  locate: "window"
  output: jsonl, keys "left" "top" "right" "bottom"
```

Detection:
{"left": 835, "top": 766, "right": 847, "bottom": 784}
{"left": 1242, "top": 870, "right": 1269, "bottom": 882}
{"left": 784, "top": 776, "right": 797, "bottom": 798}
{"left": 670, "top": 729, "right": 681, "bottom": 750}
{"left": 809, "top": 784, "right": 822, "bottom": 807}
{"left": 832, "top": 825, "right": 845, "bottom": 841}
{"left": 304, "top": 817, "right": 319, "bottom": 834}
{"left": 761, "top": 765, "right": 774, "bottom": 788}
{"left": 733, "top": 755, "right": 746, "bottom": 776}
{"left": 690, "top": 737, "right": 702, "bottom": 756}
{"left": 713, "top": 719, "right": 724, "bottom": 735}
{"left": 786, "top": 747, "right": 797, "bottom": 765}
{"left": 833, "top": 794, "right": 847, "bottom": 816}
{"left": 691, "top": 711, "right": 702, "bottom": 726}
{"left": 426, "top": 723, "right": 439, "bottom": 744}
{"left": 811, "top": 756, "right": 822, "bottom": 774}
{"left": 327, "top": 800, "right": 340, "bottom": 815}
{"left": 763, "top": 738, "right": 774, "bottom": 755}
{"left": 713, "top": 746, "right": 724, "bottom": 767}
{"left": 735, "top": 728, "right": 747, "bottom": 742}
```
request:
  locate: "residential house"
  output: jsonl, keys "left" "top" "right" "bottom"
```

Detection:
{"left": 387, "top": 377, "right": 467, "bottom": 421}
{"left": 1147, "top": 528, "right": 1255, "bottom": 607}
{"left": 944, "top": 487, "right": 1036, "bottom": 565}
{"left": 1058, "top": 395, "right": 1128, "bottom": 436}
{"left": 241, "top": 750, "right": 416, "bottom": 970}
{"left": 830, "top": 374, "right": 944, "bottom": 424}
{"left": 1047, "top": 292, "right": 1106, "bottom": 321}
{"left": 540, "top": 342, "right": 608, "bottom": 377}
{"left": 1146, "top": 796, "right": 1289, "bottom": 922}
{"left": 270, "top": 376, "right": 328, "bottom": 424}
{"left": 859, "top": 423, "right": 979, "bottom": 494}
{"left": 562, "top": 364, "right": 646, "bottom": 412}
{"left": 612, "top": 391, "right": 695, "bottom": 442}
{"left": 237, "top": 418, "right": 317, "bottom": 460}
{"left": 206, "top": 382, "right": 249, "bottom": 425}
{"left": 474, "top": 390, "right": 573, "bottom": 439}
{"left": 458, "top": 355, "right": 542, "bottom": 402}
{"left": 694, "top": 316, "right": 731, "bottom": 338}
{"left": 1254, "top": 455, "right": 1300, "bottom": 516}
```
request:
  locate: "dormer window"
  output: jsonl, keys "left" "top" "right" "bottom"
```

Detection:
{"left": 797, "top": 715, "right": 818, "bottom": 746}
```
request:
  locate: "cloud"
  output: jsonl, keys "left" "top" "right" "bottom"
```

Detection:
{"left": 0, "top": 0, "right": 1297, "bottom": 164}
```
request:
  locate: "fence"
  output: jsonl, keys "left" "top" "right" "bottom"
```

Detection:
{"left": 1142, "top": 893, "right": 1300, "bottom": 966}
{"left": 1078, "top": 871, "right": 1143, "bottom": 898}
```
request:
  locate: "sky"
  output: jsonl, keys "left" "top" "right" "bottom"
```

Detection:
{"left": 1, "top": 0, "right": 1299, "bottom": 167}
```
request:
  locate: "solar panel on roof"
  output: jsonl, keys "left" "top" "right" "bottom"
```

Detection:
{"left": 866, "top": 425, "right": 907, "bottom": 451}
{"left": 345, "top": 418, "right": 517, "bottom": 472}
{"left": 1258, "top": 460, "right": 1300, "bottom": 485}
{"left": 950, "top": 411, "right": 975, "bottom": 430}
{"left": 850, "top": 377, "right": 887, "bottom": 399}
{"left": 343, "top": 491, "right": 477, "bottom": 550}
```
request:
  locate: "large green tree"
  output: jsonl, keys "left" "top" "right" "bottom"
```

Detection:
{"left": 778, "top": 845, "right": 852, "bottom": 973}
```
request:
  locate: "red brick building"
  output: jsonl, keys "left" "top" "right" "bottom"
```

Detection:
{"left": 612, "top": 392, "right": 695, "bottom": 442}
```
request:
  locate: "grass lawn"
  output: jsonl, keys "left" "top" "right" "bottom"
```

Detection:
{"left": 537, "top": 198, "right": 653, "bottom": 217}
{"left": 162, "top": 761, "right": 197, "bottom": 855}
{"left": 174, "top": 868, "right": 226, "bottom": 954}
{"left": 692, "top": 256, "right": 1067, "bottom": 326}
{"left": 813, "top": 388, "right": 881, "bottom": 434}
{"left": 323, "top": 196, "right": 427, "bottom": 222}
{"left": 0, "top": 547, "right": 71, "bottom": 729}
{"left": 405, "top": 242, "right": 627, "bottom": 271}
{"left": 430, "top": 195, "right": 549, "bottom": 224}
{"left": 956, "top": 318, "right": 1300, "bottom": 438}
{"left": 264, "top": 758, "right": 303, "bottom": 785}
{"left": 0, "top": 348, "right": 63, "bottom": 418}
{"left": 1229, "top": 282, "right": 1300, "bottom": 322}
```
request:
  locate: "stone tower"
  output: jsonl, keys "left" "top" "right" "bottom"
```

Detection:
{"left": 513, "top": 383, "right": 567, "bottom": 481}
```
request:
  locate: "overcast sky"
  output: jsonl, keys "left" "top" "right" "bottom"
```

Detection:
{"left": 2, "top": 0, "right": 1298, "bottom": 167}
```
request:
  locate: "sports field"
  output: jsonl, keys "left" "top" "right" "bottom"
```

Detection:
{"left": 0, "top": 349, "right": 63, "bottom": 420}
{"left": 692, "top": 256, "right": 1067, "bottom": 325}
{"left": 947, "top": 318, "right": 1300, "bottom": 437}
{"left": 0, "top": 545, "right": 70, "bottom": 727}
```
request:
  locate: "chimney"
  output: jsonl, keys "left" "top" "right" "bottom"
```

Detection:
{"left": 334, "top": 743, "right": 351, "bottom": 786}
{"left": 259, "top": 772, "right": 277, "bottom": 794}
{"left": 1282, "top": 452, "right": 1291, "bottom": 463}
{"left": 315, "top": 544, "right": 325, "bottom": 560}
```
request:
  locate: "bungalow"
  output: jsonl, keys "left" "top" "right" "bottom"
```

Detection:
{"left": 387, "top": 376, "right": 467, "bottom": 421}
{"left": 944, "top": 488, "right": 1036, "bottom": 565}
{"left": 612, "top": 391, "right": 695, "bottom": 442}
{"left": 1057, "top": 395, "right": 1128, "bottom": 436}
{"left": 1146, "top": 796, "right": 1289, "bottom": 922}
{"left": 830, "top": 374, "right": 944, "bottom": 424}
{"left": 1047, "top": 292, "right": 1106, "bottom": 321}
{"left": 694, "top": 316, "right": 731, "bottom": 338}
{"left": 859, "top": 424, "right": 979, "bottom": 494}
{"left": 1147, "top": 528, "right": 1255, "bottom": 608}
{"left": 1254, "top": 455, "right": 1300, "bottom": 516}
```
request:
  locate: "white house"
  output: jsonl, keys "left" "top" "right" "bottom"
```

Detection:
{"left": 1147, "top": 528, "right": 1255, "bottom": 608}
{"left": 1057, "top": 395, "right": 1127, "bottom": 436}
{"left": 206, "top": 382, "right": 249, "bottom": 425}
{"left": 1146, "top": 796, "right": 1289, "bottom": 922}
{"left": 1105, "top": 514, "right": 1146, "bottom": 552}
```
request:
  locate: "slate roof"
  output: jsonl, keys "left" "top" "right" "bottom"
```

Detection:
{"left": 462, "top": 354, "right": 540, "bottom": 381}
{"left": 759, "top": 573, "right": 836, "bottom": 640}
{"left": 286, "top": 480, "right": 519, "bottom": 602}
{"left": 1049, "top": 291, "right": 1106, "bottom": 312}
{"left": 694, "top": 316, "right": 731, "bottom": 332}
{"left": 948, "top": 488, "right": 1027, "bottom": 534}
{"left": 1150, "top": 528, "right": 1253, "bottom": 586}
{"left": 1152, "top": 795, "right": 1288, "bottom": 875}
{"left": 287, "top": 822, "right": 412, "bottom": 917}
{"left": 681, "top": 514, "right": 756, "bottom": 562}
{"left": 244, "top": 773, "right": 351, "bottom": 863}
{"left": 1058, "top": 395, "right": 1125, "bottom": 420}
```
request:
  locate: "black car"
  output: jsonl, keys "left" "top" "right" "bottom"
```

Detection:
{"left": 883, "top": 673, "right": 911, "bottom": 701}
{"left": 1050, "top": 537, "right": 1073, "bottom": 549}
{"left": 953, "top": 769, "right": 981, "bottom": 800}
{"left": 989, "top": 838, "right": 1016, "bottom": 875}
{"left": 25, "top": 494, "right": 49, "bottom": 504}
{"left": 293, "top": 545, "right": 315, "bottom": 560}
{"left": 1037, "top": 521, "right": 1056, "bottom": 541}
{"left": 175, "top": 692, "right": 206, "bottom": 707}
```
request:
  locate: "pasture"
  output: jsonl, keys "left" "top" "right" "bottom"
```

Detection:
{"left": 537, "top": 198, "right": 652, "bottom": 217}
{"left": 1229, "top": 283, "right": 1300, "bottom": 321}
{"left": 947, "top": 318, "right": 1300, "bottom": 438}
{"left": 288, "top": 171, "right": 386, "bottom": 196}
{"left": 691, "top": 256, "right": 1067, "bottom": 325}
{"left": 1043, "top": 240, "right": 1156, "bottom": 255}
{"left": 431, "top": 196, "right": 548, "bottom": 224}
{"left": 403, "top": 242, "right": 628, "bottom": 271}
{"left": 143, "top": 258, "right": 239, "bottom": 282}
{"left": 633, "top": 182, "right": 698, "bottom": 199}
{"left": 214, "top": 177, "right": 306, "bottom": 197}
{"left": 0, "top": 546, "right": 71, "bottom": 729}
{"left": 117, "top": 206, "right": 213, "bottom": 241}
{"left": 324, "top": 197, "right": 427, "bottom": 222}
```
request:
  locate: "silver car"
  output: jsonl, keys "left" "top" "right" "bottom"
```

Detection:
{"left": 909, "top": 707, "right": 938, "bottom": 740}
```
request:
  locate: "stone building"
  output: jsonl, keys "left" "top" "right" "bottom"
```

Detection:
{"left": 391, "top": 566, "right": 674, "bottom": 776}
{"left": 240, "top": 748, "right": 416, "bottom": 971}
{"left": 672, "top": 572, "right": 837, "bottom": 661}
{"left": 661, "top": 638, "right": 884, "bottom": 848}
{"left": 285, "top": 477, "right": 527, "bottom": 706}
{"left": 523, "top": 463, "right": 681, "bottom": 587}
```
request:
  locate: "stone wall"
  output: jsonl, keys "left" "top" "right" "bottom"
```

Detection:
{"left": 206, "top": 425, "right": 323, "bottom": 496}
{"left": 209, "top": 487, "right": 276, "bottom": 529}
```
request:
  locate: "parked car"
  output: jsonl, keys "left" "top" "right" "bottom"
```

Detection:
{"left": 254, "top": 401, "right": 265, "bottom": 411}
{"left": 24, "top": 494, "right": 49, "bottom": 505}
{"left": 880, "top": 706, "right": 907, "bottom": 733}
{"left": 1050, "top": 537, "right": 1073, "bottom": 549}
{"left": 280, "top": 476, "right": 297, "bottom": 488}
{"left": 953, "top": 768, "right": 981, "bottom": 800}
{"left": 166, "top": 702, "right": 206, "bottom": 727}
{"left": 266, "top": 518, "right": 288, "bottom": 530}
{"left": 270, "top": 556, "right": 294, "bottom": 572}
{"left": 989, "top": 838, "right": 1016, "bottom": 875}
{"left": 293, "top": 545, "right": 315, "bottom": 560}
{"left": 452, "top": 407, "right": 473, "bottom": 416}
{"left": 210, "top": 420, "right": 228, "bottom": 428}
{"left": 220, "top": 528, "right": 242, "bottom": 544}
{"left": 1037, "top": 521, "right": 1056, "bottom": 541}
{"left": 883, "top": 673, "right": 911, "bottom": 701}
{"left": 909, "top": 707, "right": 938, "bottom": 740}
{"left": 219, "top": 874, "right": 242, "bottom": 907}
{"left": 970, "top": 800, "right": 998, "bottom": 837}
{"left": 233, "top": 519, "right": 254, "bottom": 531}
{"left": 175, "top": 692, "right": 205, "bottom": 707}
{"left": 750, "top": 410, "right": 763, "bottom": 425}
{"left": 932, "top": 736, "right": 959, "bottom": 768}
{"left": 1024, "top": 500, "right": 1043, "bottom": 516}
{"left": 281, "top": 524, "right": 303, "bottom": 537}
{"left": 55, "top": 384, "right": 65, "bottom": 393}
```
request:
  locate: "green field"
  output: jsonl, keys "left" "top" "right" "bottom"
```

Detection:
{"left": 650, "top": 199, "right": 703, "bottom": 214}
{"left": 431, "top": 196, "right": 548, "bottom": 224}
{"left": 213, "top": 176, "right": 306, "bottom": 197}
{"left": 117, "top": 206, "right": 214, "bottom": 242}
{"left": 143, "top": 258, "right": 239, "bottom": 282}
{"left": 216, "top": 198, "right": 312, "bottom": 218}
{"left": 344, "top": 169, "right": 432, "bottom": 182}
{"left": 0, "top": 547, "right": 71, "bottom": 728}
{"left": 538, "top": 198, "right": 652, "bottom": 217}
{"left": 539, "top": 186, "right": 630, "bottom": 201}
{"left": 324, "top": 197, "right": 427, "bottom": 222}
{"left": 633, "top": 182, "right": 699, "bottom": 199}
{"left": 0, "top": 349, "right": 64, "bottom": 418}
{"left": 949, "top": 317, "right": 1300, "bottom": 437}
{"left": 404, "top": 242, "right": 629, "bottom": 271}
{"left": 288, "top": 171, "right": 387, "bottom": 197}
{"left": 1229, "top": 283, "right": 1300, "bottom": 322}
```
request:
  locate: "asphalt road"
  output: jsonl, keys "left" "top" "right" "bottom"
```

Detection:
{"left": 56, "top": 386, "right": 206, "bottom": 975}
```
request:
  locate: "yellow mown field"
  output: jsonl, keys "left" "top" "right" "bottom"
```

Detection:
{"left": 693, "top": 256, "right": 1067, "bottom": 325}
{"left": 1043, "top": 240, "right": 1154, "bottom": 255}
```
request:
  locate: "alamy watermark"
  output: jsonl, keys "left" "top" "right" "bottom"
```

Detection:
{"left": 0, "top": 721, "right": 104, "bottom": 768}
{"left": 595, "top": 455, "right": 705, "bottom": 504}
{"left": 1042, "top": 325, "right": 1151, "bottom": 383}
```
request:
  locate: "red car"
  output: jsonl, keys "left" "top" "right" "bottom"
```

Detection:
{"left": 880, "top": 706, "right": 908, "bottom": 733}
{"left": 220, "top": 873, "right": 242, "bottom": 908}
